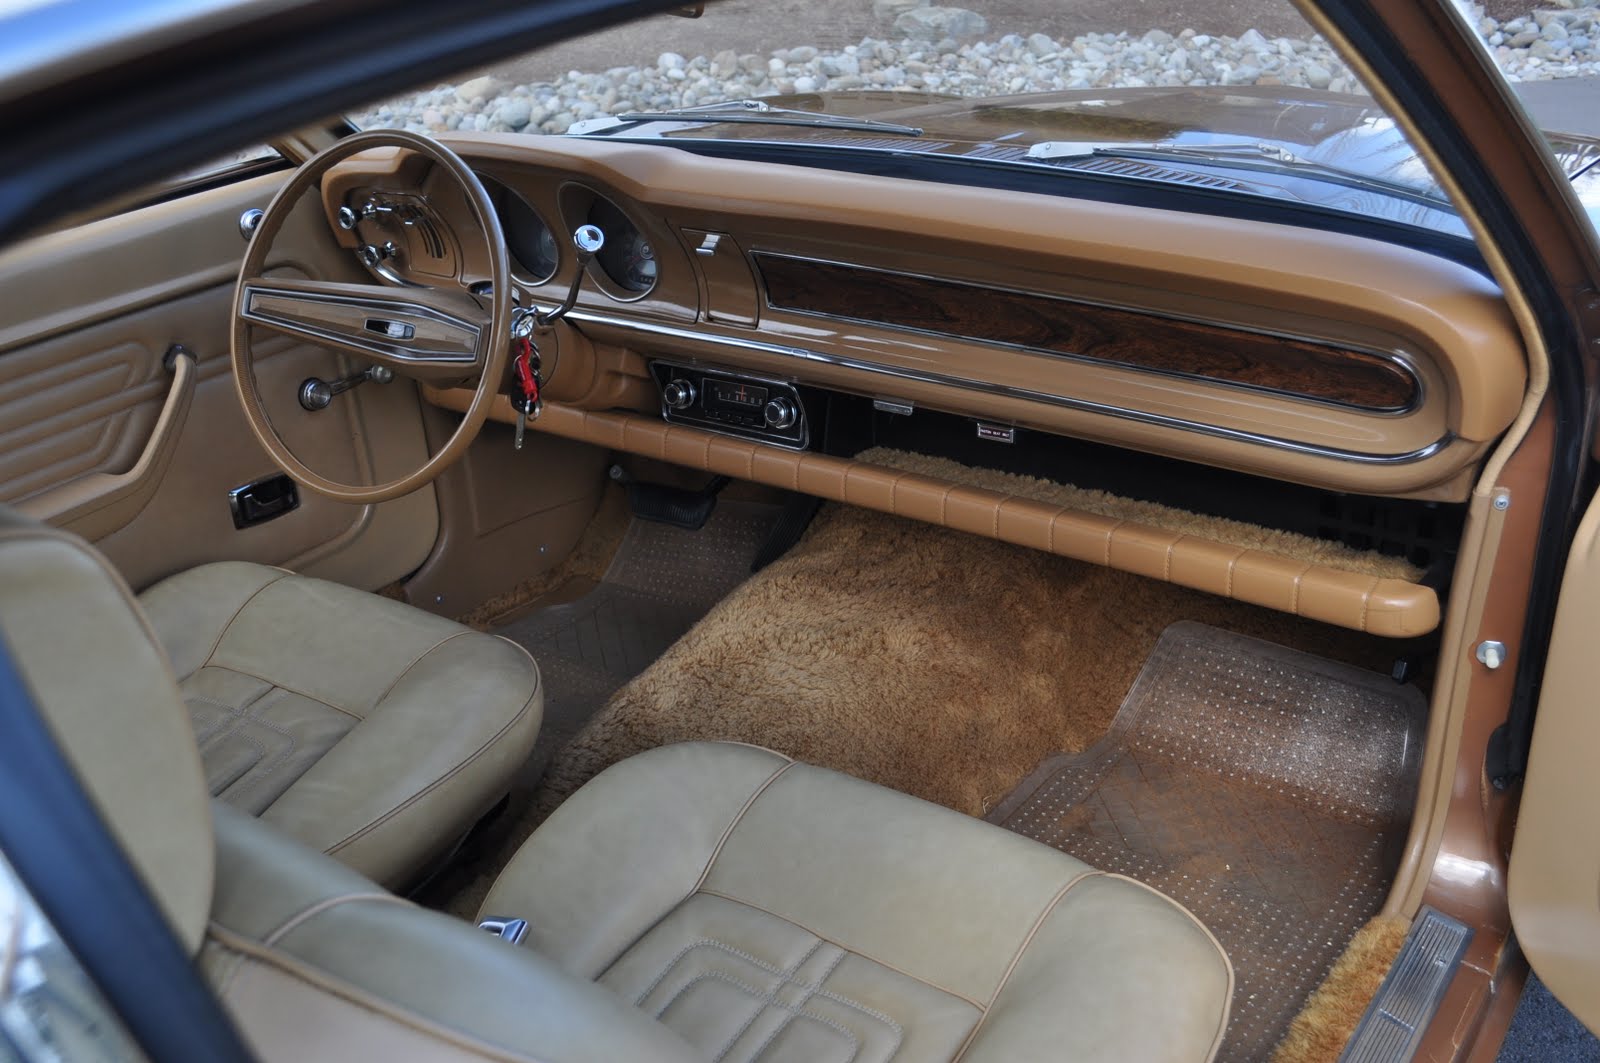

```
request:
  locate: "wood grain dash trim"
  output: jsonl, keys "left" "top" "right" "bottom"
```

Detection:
{"left": 754, "top": 254, "right": 1418, "bottom": 412}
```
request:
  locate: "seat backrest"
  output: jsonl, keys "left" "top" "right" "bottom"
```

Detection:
{"left": 204, "top": 802, "right": 704, "bottom": 1062}
{"left": 0, "top": 506, "right": 213, "bottom": 952}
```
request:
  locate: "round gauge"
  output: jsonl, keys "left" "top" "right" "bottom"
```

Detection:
{"left": 482, "top": 176, "right": 558, "bottom": 283}
{"left": 588, "top": 196, "right": 658, "bottom": 295}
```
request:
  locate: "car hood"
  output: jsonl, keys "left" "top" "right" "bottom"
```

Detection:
{"left": 579, "top": 84, "right": 1594, "bottom": 236}
{"left": 653, "top": 84, "right": 1417, "bottom": 161}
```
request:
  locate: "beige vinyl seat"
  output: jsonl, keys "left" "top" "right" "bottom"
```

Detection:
{"left": 0, "top": 509, "right": 1232, "bottom": 1062}
{"left": 47, "top": 523, "right": 540, "bottom": 888}
{"left": 472, "top": 741, "right": 1236, "bottom": 1062}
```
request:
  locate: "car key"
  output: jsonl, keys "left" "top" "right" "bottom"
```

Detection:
{"left": 510, "top": 337, "right": 543, "bottom": 451}
{"left": 510, "top": 395, "right": 529, "bottom": 450}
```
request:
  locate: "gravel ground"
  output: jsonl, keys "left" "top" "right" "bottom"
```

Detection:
{"left": 353, "top": 1, "right": 1599, "bottom": 136}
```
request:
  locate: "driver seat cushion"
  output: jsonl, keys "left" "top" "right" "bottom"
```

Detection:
{"left": 481, "top": 741, "right": 1234, "bottom": 1062}
{"left": 138, "top": 560, "right": 541, "bottom": 888}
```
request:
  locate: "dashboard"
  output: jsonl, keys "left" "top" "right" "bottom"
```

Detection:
{"left": 319, "top": 136, "right": 1528, "bottom": 502}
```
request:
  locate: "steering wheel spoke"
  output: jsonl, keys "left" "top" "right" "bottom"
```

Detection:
{"left": 240, "top": 276, "right": 490, "bottom": 379}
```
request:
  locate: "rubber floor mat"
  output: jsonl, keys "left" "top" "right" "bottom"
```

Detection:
{"left": 988, "top": 621, "right": 1426, "bottom": 1063}
{"left": 495, "top": 500, "right": 780, "bottom": 781}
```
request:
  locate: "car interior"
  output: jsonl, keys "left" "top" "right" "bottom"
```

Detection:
{"left": 0, "top": 3, "right": 1572, "bottom": 1061}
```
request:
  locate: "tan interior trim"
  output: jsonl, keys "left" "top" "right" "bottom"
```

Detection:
{"left": 412, "top": 132, "right": 1529, "bottom": 500}
{"left": 859, "top": 446, "right": 1423, "bottom": 581}
{"left": 1387, "top": 484, "right": 1508, "bottom": 917}
{"left": 428, "top": 390, "right": 1439, "bottom": 638}
{"left": 18, "top": 349, "right": 196, "bottom": 539}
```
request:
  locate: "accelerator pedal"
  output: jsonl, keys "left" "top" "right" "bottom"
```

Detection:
{"left": 752, "top": 493, "right": 824, "bottom": 572}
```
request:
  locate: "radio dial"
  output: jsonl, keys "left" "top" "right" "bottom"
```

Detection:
{"left": 663, "top": 379, "right": 697, "bottom": 410}
{"left": 764, "top": 396, "right": 798, "bottom": 430}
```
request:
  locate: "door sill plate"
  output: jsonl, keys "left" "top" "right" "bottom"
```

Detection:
{"left": 1341, "top": 907, "right": 1472, "bottom": 1062}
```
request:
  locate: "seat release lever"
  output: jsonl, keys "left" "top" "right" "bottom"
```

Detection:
{"left": 477, "top": 916, "right": 529, "bottom": 945}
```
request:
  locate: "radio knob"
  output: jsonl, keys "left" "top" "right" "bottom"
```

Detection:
{"left": 764, "top": 396, "right": 798, "bottom": 430}
{"left": 663, "top": 379, "right": 696, "bottom": 410}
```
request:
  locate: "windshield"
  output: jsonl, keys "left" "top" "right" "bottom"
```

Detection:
{"left": 350, "top": 0, "right": 1546, "bottom": 241}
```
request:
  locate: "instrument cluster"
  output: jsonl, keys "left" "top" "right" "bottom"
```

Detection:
{"left": 337, "top": 170, "right": 665, "bottom": 307}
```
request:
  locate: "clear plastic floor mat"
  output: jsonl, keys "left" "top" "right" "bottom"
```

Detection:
{"left": 495, "top": 500, "right": 780, "bottom": 780}
{"left": 989, "top": 621, "right": 1427, "bottom": 1062}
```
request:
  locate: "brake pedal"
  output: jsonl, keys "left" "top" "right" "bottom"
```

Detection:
{"left": 610, "top": 465, "right": 729, "bottom": 531}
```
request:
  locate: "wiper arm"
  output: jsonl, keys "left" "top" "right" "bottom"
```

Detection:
{"left": 1026, "top": 139, "right": 1451, "bottom": 208}
{"left": 567, "top": 98, "right": 923, "bottom": 137}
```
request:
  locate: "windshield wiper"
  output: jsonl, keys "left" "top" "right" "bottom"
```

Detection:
{"left": 567, "top": 99, "right": 924, "bottom": 138}
{"left": 1026, "top": 140, "right": 1451, "bottom": 209}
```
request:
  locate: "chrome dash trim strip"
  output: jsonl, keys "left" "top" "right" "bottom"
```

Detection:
{"left": 567, "top": 309, "right": 1454, "bottom": 466}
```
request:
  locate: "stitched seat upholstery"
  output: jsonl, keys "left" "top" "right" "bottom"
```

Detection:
{"left": 206, "top": 743, "right": 1232, "bottom": 1062}
{"left": 479, "top": 742, "right": 1234, "bottom": 1062}
{"left": 2, "top": 507, "right": 1229, "bottom": 1061}
{"left": 138, "top": 561, "right": 541, "bottom": 887}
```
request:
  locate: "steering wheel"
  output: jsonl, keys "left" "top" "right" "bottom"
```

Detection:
{"left": 231, "top": 130, "right": 511, "bottom": 504}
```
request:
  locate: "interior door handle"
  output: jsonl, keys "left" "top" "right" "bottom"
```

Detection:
{"left": 19, "top": 346, "right": 198, "bottom": 540}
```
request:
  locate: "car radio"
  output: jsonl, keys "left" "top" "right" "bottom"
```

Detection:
{"left": 650, "top": 361, "right": 808, "bottom": 449}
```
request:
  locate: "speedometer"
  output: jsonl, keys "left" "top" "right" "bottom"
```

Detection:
{"left": 481, "top": 176, "right": 558, "bottom": 284}
{"left": 588, "top": 196, "right": 657, "bottom": 295}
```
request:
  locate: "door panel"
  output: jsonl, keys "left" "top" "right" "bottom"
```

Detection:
{"left": 1507, "top": 490, "right": 1600, "bottom": 1034}
{"left": 0, "top": 338, "right": 169, "bottom": 503}
{"left": 0, "top": 169, "right": 438, "bottom": 591}
{"left": 17, "top": 344, "right": 195, "bottom": 541}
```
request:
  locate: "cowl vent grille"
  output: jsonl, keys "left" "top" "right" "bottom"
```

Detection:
{"left": 1063, "top": 155, "right": 1257, "bottom": 191}
{"left": 769, "top": 133, "right": 954, "bottom": 153}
